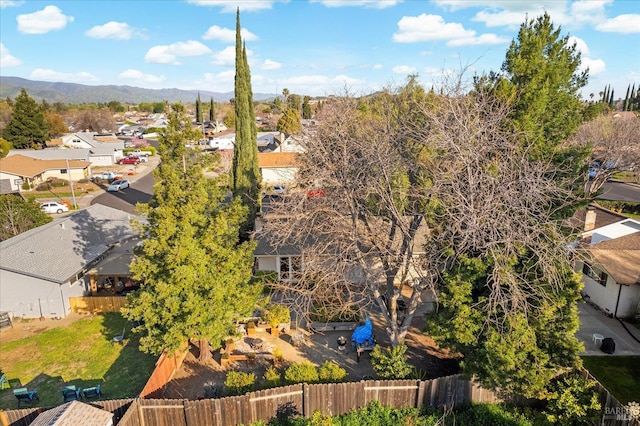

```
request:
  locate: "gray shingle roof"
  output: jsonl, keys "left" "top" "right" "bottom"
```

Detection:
{"left": 30, "top": 400, "right": 113, "bottom": 426}
{"left": 0, "top": 204, "right": 140, "bottom": 284}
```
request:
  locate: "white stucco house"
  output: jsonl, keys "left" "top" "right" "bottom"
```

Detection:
{"left": 573, "top": 207, "right": 640, "bottom": 319}
{"left": 0, "top": 204, "right": 140, "bottom": 319}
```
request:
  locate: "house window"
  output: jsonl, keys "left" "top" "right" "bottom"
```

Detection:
{"left": 279, "top": 256, "right": 302, "bottom": 281}
{"left": 582, "top": 262, "right": 607, "bottom": 287}
{"left": 60, "top": 169, "right": 68, "bottom": 174}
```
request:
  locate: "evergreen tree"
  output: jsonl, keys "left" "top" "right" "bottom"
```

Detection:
{"left": 195, "top": 92, "right": 201, "bottom": 124}
{"left": 302, "top": 96, "right": 312, "bottom": 119}
{"left": 209, "top": 97, "right": 215, "bottom": 122}
{"left": 0, "top": 194, "right": 52, "bottom": 241}
{"left": 231, "top": 8, "right": 261, "bottom": 238}
{"left": 2, "top": 88, "right": 49, "bottom": 149}
{"left": 609, "top": 89, "right": 615, "bottom": 107}
{"left": 123, "top": 103, "right": 261, "bottom": 358}
{"left": 277, "top": 108, "right": 302, "bottom": 135}
{"left": 624, "top": 84, "right": 631, "bottom": 111}
{"left": 496, "top": 13, "right": 587, "bottom": 160}
{"left": 631, "top": 84, "right": 637, "bottom": 111}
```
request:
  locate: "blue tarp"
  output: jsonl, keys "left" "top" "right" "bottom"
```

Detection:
{"left": 351, "top": 318, "right": 374, "bottom": 345}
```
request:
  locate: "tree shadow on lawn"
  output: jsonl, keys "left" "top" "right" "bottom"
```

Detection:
{"left": 0, "top": 313, "right": 156, "bottom": 410}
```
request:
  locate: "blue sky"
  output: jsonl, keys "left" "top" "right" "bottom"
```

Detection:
{"left": 1, "top": 0, "right": 638, "bottom": 100}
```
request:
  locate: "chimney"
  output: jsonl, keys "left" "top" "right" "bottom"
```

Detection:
{"left": 584, "top": 205, "right": 597, "bottom": 232}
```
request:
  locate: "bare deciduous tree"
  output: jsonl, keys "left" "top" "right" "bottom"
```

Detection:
{"left": 568, "top": 113, "right": 640, "bottom": 193}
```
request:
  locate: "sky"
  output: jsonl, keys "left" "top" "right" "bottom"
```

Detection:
{"left": 1, "top": 0, "right": 638, "bottom": 100}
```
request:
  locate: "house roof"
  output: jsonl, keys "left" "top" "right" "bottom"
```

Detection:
{"left": 587, "top": 233, "right": 640, "bottom": 285}
{"left": 587, "top": 218, "right": 640, "bottom": 245}
{"left": 258, "top": 152, "right": 299, "bottom": 168}
{"left": 30, "top": 400, "right": 113, "bottom": 426}
{"left": 7, "top": 148, "right": 91, "bottom": 161}
{"left": 0, "top": 204, "right": 140, "bottom": 284}
{"left": 565, "top": 203, "right": 627, "bottom": 231}
{"left": 0, "top": 154, "right": 90, "bottom": 178}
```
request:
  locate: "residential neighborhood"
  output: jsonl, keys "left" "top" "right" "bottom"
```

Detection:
{"left": 1, "top": 5, "right": 640, "bottom": 426}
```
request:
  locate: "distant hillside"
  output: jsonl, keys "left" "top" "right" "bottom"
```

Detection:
{"left": 0, "top": 76, "right": 276, "bottom": 104}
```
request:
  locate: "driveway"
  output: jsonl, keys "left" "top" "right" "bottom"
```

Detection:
{"left": 577, "top": 302, "right": 640, "bottom": 356}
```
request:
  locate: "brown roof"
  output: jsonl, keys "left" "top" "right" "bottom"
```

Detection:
{"left": 565, "top": 202, "right": 627, "bottom": 231}
{"left": 0, "top": 154, "right": 90, "bottom": 178}
{"left": 93, "top": 134, "right": 120, "bottom": 143}
{"left": 586, "top": 232, "right": 640, "bottom": 285}
{"left": 258, "top": 152, "right": 299, "bottom": 168}
{"left": 46, "top": 138, "right": 63, "bottom": 147}
{"left": 30, "top": 400, "right": 113, "bottom": 426}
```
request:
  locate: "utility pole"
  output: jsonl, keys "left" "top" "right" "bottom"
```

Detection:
{"left": 65, "top": 158, "right": 77, "bottom": 209}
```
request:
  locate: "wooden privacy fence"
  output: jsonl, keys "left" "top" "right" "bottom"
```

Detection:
{"left": 139, "top": 342, "right": 190, "bottom": 399}
{"left": 69, "top": 296, "right": 126, "bottom": 314}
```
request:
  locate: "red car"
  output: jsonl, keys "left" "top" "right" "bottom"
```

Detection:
{"left": 118, "top": 156, "right": 141, "bottom": 165}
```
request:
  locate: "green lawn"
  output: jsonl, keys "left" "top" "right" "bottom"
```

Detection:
{"left": 582, "top": 356, "right": 640, "bottom": 404}
{"left": 0, "top": 313, "right": 157, "bottom": 410}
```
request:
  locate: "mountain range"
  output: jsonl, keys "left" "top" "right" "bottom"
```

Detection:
{"left": 0, "top": 76, "right": 276, "bottom": 105}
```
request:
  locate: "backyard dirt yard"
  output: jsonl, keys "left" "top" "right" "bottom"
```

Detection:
{"left": 164, "top": 313, "right": 460, "bottom": 400}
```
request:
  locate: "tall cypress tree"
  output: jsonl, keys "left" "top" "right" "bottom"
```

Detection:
{"left": 231, "top": 8, "right": 261, "bottom": 238}
{"left": 623, "top": 84, "right": 631, "bottom": 111}
{"left": 195, "top": 92, "right": 202, "bottom": 124}
{"left": 209, "top": 97, "right": 215, "bottom": 122}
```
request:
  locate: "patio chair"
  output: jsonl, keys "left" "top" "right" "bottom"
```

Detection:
{"left": 62, "top": 385, "right": 80, "bottom": 402}
{"left": 0, "top": 373, "right": 10, "bottom": 390}
{"left": 81, "top": 385, "right": 102, "bottom": 401}
{"left": 13, "top": 387, "right": 38, "bottom": 408}
{"left": 112, "top": 327, "right": 125, "bottom": 345}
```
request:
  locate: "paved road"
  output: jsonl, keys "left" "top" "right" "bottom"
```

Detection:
{"left": 89, "top": 157, "right": 157, "bottom": 213}
{"left": 597, "top": 180, "right": 640, "bottom": 203}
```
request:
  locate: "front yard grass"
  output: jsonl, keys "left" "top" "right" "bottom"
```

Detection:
{"left": 0, "top": 313, "right": 157, "bottom": 410}
{"left": 582, "top": 356, "right": 640, "bottom": 404}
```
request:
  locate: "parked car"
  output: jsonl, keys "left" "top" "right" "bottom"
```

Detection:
{"left": 107, "top": 180, "right": 130, "bottom": 192}
{"left": 91, "top": 171, "right": 120, "bottom": 182}
{"left": 118, "top": 156, "right": 141, "bottom": 165}
{"left": 40, "top": 201, "right": 69, "bottom": 214}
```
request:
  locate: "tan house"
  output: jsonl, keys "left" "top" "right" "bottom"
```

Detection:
{"left": 0, "top": 154, "right": 91, "bottom": 192}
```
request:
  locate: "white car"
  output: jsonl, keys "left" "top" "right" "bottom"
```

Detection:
{"left": 107, "top": 180, "right": 130, "bottom": 192}
{"left": 40, "top": 201, "right": 69, "bottom": 214}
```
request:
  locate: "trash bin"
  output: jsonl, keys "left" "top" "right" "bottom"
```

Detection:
{"left": 600, "top": 337, "right": 615, "bottom": 354}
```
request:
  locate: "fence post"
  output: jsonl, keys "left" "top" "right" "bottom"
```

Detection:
{"left": 303, "top": 383, "right": 311, "bottom": 418}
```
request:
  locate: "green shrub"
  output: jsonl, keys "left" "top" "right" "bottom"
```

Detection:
{"left": 22, "top": 182, "right": 32, "bottom": 190}
{"left": 543, "top": 371, "right": 601, "bottom": 425}
{"left": 78, "top": 178, "right": 89, "bottom": 184}
{"left": 284, "top": 361, "right": 319, "bottom": 384}
{"left": 369, "top": 344, "right": 413, "bottom": 379}
{"left": 264, "top": 304, "right": 290, "bottom": 328}
{"left": 263, "top": 366, "right": 281, "bottom": 388}
{"left": 318, "top": 361, "right": 348, "bottom": 383}
{"left": 224, "top": 371, "right": 255, "bottom": 396}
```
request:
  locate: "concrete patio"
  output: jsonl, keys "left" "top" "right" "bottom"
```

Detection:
{"left": 577, "top": 301, "right": 640, "bottom": 356}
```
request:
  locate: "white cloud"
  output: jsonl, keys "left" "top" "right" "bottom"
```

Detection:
{"left": 596, "top": 14, "right": 640, "bottom": 33}
{"left": 261, "top": 59, "right": 281, "bottom": 70}
{"left": 392, "top": 65, "right": 416, "bottom": 74}
{"left": 393, "top": 14, "right": 507, "bottom": 46}
{"left": 17, "top": 5, "right": 74, "bottom": 34}
{"left": 0, "top": 43, "right": 22, "bottom": 67}
{"left": 568, "top": 36, "right": 590, "bottom": 56}
{"left": 145, "top": 40, "right": 212, "bottom": 64}
{"left": 212, "top": 45, "right": 254, "bottom": 66}
{"left": 202, "top": 25, "right": 258, "bottom": 42}
{"left": 373, "top": 63, "right": 383, "bottom": 69}
{"left": 85, "top": 22, "right": 133, "bottom": 40}
{"left": 30, "top": 68, "right": 98, "bottom": 83}
{"left": 570, "top": 0, "right": 610, "bottom": 25}
{"left": 0, "top": 0, "right": 23, "bottom": 8}
{"left": 311, "top": 0, "right": 401, "bottom": 9}
{"left": 187, "top": 0, "right": 277, "bottom": 12}
{"left": 332, "top": 74, "right": 364, "bottom": 86}
{"left": 118, "top": 69, "right": 166, "bottom": 84}
{"left": 581, "top": 58, "right": 606, "bottom": 75}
